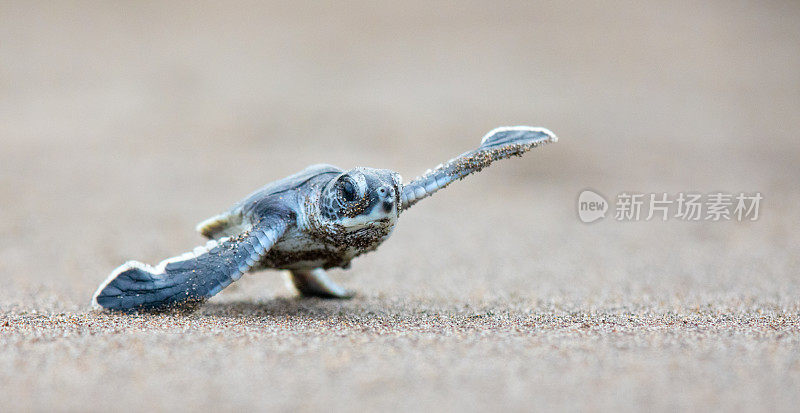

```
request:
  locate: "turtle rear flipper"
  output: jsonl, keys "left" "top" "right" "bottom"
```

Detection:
{"left": 196, "top": 211, "right": 246, "bottom": 239}
{"left": 285, "top": 268, "right": 353, "bottom": 299}
{"left": 400, "top": 126, "right": 557, "bottom": 210}
{"left": 93, "top": 217, "right": 288, "bottom": 312}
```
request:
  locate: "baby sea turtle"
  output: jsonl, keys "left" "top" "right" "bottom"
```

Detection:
{"left": 92, "top": 126, "right": 557, "bottom": 311}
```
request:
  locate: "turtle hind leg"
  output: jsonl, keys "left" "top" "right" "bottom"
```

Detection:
{"left": 196, "top": 212, "right": 246, "bottom": 239}
{"left": 285, "top": 268, "right": 353, "bottom": 299}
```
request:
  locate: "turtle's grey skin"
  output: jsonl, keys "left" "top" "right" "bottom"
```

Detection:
{"left": 92, "top": 126, "right": 557, "bottom": 311}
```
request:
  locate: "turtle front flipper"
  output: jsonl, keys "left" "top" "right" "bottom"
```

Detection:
{"left": 400, "top": 126, "right": 557, "bottom": 210}
{"left": 285, "top": 268, "right": 353, "bottom": 299}
{"left": 92, "top": 217, "right": 289, "bottom": 312}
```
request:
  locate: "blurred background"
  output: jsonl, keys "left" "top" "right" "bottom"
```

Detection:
{"left": 1, "top": 1, "right": 799, "bottom": 411}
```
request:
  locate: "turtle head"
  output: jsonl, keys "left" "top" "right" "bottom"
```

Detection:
{"left": 319, "top": 167, "right": 402, "bottom": 230}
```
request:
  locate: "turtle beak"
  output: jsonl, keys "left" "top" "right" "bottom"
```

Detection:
{"left": 375, "top": 184, "right": 396, "bottom": 214}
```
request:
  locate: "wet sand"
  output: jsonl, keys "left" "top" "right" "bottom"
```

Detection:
{"left": 1, "top": 1, "right": 799, "bottom": 411}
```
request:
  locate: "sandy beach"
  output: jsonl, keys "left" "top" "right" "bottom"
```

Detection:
{"left": 1, "top": 1, "right": 799, "bottom": 411}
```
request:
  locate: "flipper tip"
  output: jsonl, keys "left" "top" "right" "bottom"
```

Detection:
{"left": 480, "top": 126, "right": 558, "bottom": 145}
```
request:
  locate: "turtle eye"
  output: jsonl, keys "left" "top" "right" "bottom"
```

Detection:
{"left": 340, "top": 179, "right": 357, "bottom": 202}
